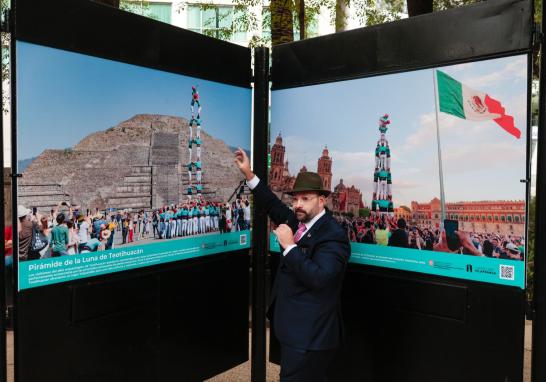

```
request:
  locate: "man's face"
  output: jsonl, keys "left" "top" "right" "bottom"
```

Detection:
{"left": 291, "top": 192, "right": 325, "bottom": 223}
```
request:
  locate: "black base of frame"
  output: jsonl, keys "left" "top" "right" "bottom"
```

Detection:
{"left": 16, "top": 252, "right": 249, "bottom": 382}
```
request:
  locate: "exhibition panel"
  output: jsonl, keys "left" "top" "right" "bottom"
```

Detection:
{"left": 8, "top": 1, "right": 252, "bottom": 381}
{"left": 269, "top": 1, "right": 532, "bottom": 380}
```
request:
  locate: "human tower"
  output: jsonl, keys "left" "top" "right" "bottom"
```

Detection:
{"left": 186, "top": 85, "right": 203, "bottom": 200}
{"left": 371, "top": 114, "right": 394, "bottom": 216}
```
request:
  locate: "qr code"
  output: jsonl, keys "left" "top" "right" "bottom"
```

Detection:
{"left": 240, "top": 234, "right": 247, "bottom": 245}
{"left": 500, "top": 265, "right": 515, "bottom": 281}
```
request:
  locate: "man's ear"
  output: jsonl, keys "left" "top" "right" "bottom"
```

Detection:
{"left": 319, "top": 194, "right": 327, "bottom": 205}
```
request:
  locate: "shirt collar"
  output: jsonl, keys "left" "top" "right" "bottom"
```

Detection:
{"left": 302, "top": 208, "right": 326, "bottom": 232}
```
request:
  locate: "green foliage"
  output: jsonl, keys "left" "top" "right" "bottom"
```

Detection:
{"left": 433, "top": 0, "right": 482, "bottom": 12}
{"left": 184, "top": 0, "right": 262, "bottom": 45}
{"left": 353, "top": 0, "right": 405, "bottom": 27}
{"left": 359, "top": 207, "right": 371, "bottom": 218}
{"left": 119, "top": 0, "right": 159, "bottom": 21}
{"left": 1, "top": 0, "right": 10, "bottom": 114}
{"left": 194, "top": 0, "right": 325, "bottom": 47}
{"left": 194, "top": 0, "right": 486, "bottom": 47}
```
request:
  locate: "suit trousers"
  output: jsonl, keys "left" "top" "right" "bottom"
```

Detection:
{"left": 280, "top": 345, "right": 336, "bottom": 382}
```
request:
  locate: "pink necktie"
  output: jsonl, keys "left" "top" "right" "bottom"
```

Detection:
{"left": 293, "top": 223, "right": 307, "bottom": 243}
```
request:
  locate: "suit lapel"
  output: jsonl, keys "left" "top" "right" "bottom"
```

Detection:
{"left": 297, "top": 211, "right": 330, "bottom": 246}
{"left": 279, "top": 211, "right": 330, "bottom": 269}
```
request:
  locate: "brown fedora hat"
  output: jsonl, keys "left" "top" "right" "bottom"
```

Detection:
{"left": 287, "top": 172, "right": 330, "bottom": 196}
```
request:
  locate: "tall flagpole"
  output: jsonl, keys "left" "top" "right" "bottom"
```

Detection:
{"left": 433, "top": 69, "right": 446, "bottom": 226}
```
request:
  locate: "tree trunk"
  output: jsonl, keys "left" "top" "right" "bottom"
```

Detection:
{"left": 93, "top": 0, "right": 120, "bottom": 7}
{"left": 335, "top": 0, "right": 349, "bottom": 32}
{"left": 297, "top": 0, "right": 306, "bottom": 40}
{"left": 406, "top": 0, "right": 432, "bottom": 17}
{"left": 270, "top": 0, "right": 294, "bottom": 45}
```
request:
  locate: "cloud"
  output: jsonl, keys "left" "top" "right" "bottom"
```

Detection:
{"left": 442, "top": 141, "right": 525, "bottom": 173}
{"left": 281, "top": 134, "right": 324, "bottom": 173}
{"left": 392, "top": 179, "right": 421, "bottom": 189}
{"left": 444, "top": 62, "right": 474, "bottom": 73}
{"left": 402, "top": 113, "right": 457, "bottom": 151}
{"left": 339, "top": 174, "right": 374, "bottom": 195}
{"left": 281, "top": 134, "right": 377, "bottom": 194}
{"left": 456, "top": 56, "right": 527, "bottom": 90}
{"left": 330, "top": 150, "right": 375, "bottom": 190}
{"left": 403, "top": 114, "right": 436, "bottom": 150}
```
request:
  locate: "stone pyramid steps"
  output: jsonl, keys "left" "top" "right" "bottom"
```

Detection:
{"left": 18, "top": 183, "right": 71, "bottom": 213}
{"left": 151, "top": 132, "right": 182, "bottom": 207}
{"left": 106, "top": 162, "right": 152, "bottom": 210}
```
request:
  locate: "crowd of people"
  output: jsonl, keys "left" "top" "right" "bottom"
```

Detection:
{"left": 337, "top": 214, "right": 525, "bottom": 261}
{"left": 14, "top": 197, "right": 251, "bottom": 262}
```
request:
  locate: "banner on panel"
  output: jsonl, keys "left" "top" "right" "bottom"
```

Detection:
{"left": 270, "top": 55, "right": 527, "bottom": 288}
{"left": 15, "top": 42, "right": 252, "bottom": 290}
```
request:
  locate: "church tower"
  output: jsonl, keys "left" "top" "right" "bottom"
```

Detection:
{"left": 269, "top": 133, "right": 286, "bottom": 189}
{"left": 317, "top": 145, "right": 332, "bottom": 191}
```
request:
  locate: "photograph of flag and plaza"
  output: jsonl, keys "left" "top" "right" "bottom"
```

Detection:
{"left": 15, "top": 41, "right": 251, "bottom": 290}
{"left": 270, "top": 54, "right": 528, "bottom": 287}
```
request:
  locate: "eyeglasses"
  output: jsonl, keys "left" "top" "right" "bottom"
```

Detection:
{"left": 291, "top": 195, "right": 320, "bottom": 205}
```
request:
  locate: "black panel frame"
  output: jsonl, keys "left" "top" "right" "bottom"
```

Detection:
{"left": 11, "top": 0, "right": 253, "bottom": 381}
{"left": 532, "top": 0, "right": 546, "bottom": 380}
{"left": 272, "top": 0, "right": 532, "bottom": 90}
{"left": 16, "top": 0, "right": 251, "bottom": 88}
{"left": 0, "top": 6, "right": 7, "bottom": 382}
{"left": 251, "top": 47, "right": 269, "bottom": 382}
{"left": 269, "top": 1, "right": 533, "bottom": 381}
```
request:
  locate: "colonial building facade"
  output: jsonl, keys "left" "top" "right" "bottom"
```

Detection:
{"left": 408, "top": 198, "right": 525, "bottom": 236}
{"left": 268, "top": 133, "right": 363, "bottom": 215}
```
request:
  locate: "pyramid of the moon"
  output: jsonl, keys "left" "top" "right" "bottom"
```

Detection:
{"left": 19, "top": 114, "right": 244, "bottom": 212}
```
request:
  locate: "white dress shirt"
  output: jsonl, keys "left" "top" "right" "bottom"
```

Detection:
{"left": 246, "top": 175, "right": 326, "bottom": 256}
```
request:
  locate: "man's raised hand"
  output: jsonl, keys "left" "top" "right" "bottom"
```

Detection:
{"left": 234, "top": 148, "right": 254, "bottom": 180}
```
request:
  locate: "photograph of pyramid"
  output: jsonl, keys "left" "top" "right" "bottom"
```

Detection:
{"left": 17, "top": 41, "right": 251, "bottom": 266}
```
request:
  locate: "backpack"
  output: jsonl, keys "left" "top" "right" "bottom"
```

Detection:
{"left": 28, "top": 223, "right": 48, "bottom": 259}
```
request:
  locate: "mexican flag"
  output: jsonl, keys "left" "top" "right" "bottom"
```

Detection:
{"left": 436, "top": 70, "right": 521, "bottom": 139}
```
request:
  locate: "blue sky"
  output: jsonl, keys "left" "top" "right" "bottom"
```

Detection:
{"left": 17, "top": 41, "right": 252, "bottom": 159}
{"left": 272, "top": 55, "right": 528, "bottom": 206}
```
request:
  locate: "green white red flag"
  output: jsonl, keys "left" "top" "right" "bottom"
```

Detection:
{"left": 436, "top": 70, "right": 521, "bottom": 139}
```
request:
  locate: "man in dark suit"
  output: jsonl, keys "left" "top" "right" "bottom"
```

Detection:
{"left": 235, "top": 148, "right": 351, "bottom": 382}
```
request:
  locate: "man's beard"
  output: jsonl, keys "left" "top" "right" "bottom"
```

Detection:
{"left": 295, "top": 209, "right": 312, "bottom": 223}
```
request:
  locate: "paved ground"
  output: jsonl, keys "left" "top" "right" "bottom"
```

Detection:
{"left": 205, "top": 330, "right": 280, "bottom": 382}
{"left": 5, "top": 321, "right": 533, "bottom": 381}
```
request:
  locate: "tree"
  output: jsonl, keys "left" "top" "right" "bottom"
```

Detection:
{"left": 270, "top": 0, "right": 294, "bottom": 44}
{"left": 352, "top": 0, "right": 404, "bottom": 28}
{"left": 118, "top": 0, "right": 165, "bottom": 21}
{"left": 297, "top": 0, "right": 306, "bottom": 39}
{"left": 359, "top": 207, "right": 371, "bottom": 218}
{"left": 335, "top": 0, "right": 349, "bottom": 32}
{"left": 1, "top": 0, "right": 10, "bottom": 114}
